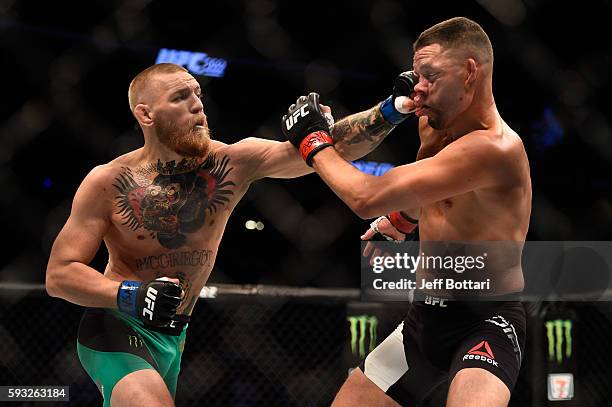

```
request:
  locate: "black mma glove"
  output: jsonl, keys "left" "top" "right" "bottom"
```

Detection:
{"left": 117, "top": 278, "right": 182, "bottom": 328}
{"left": 281, "top": 92, "right": 333, "bottom": 166}
{"left": 379, "top": 70, "right": 419, "bottom": 125}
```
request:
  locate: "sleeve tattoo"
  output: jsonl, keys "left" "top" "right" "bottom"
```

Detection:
{"left": 331, "top": 105, "right": 396, "bottom": 152}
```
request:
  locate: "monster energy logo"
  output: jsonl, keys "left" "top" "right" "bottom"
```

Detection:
{"left": 128, "top": 334, "right": 144, "bottom": 348}
{"left": 545, "top": 319, "right": 573, "bottom": 364}
{"left": 347, "top": 315, "right": 378, "bottom": 358}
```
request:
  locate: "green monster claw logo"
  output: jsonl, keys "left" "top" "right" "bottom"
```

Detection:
{"left": 347, "top": 315, "right": 378, "bottom": 358}
{"left": 545, "top": 319, "right": 573, "bottom": 364}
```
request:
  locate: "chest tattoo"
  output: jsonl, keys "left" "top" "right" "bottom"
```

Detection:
{"left": 113, "top": 154, "right": 235, "bottom": 249}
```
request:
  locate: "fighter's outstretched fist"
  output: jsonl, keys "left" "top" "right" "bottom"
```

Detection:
{"left": 281, "top": 92, "right": 334, "bottom": 166}
{"left": 380, "top": 70, "right": 419, "bottom": 124}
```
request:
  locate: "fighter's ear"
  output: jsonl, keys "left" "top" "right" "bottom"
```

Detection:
{"left": 465, "top": 58, "right": 478, "bottom": 89}
{"left": 134, "top": 104, "right": 154, "bottom": 127}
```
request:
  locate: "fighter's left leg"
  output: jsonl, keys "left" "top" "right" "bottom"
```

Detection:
{"left": 447, "top": 367, "right": 509, "bottom": 407}
{"left": 446, "top": 302, "right": 526, "bottom": 407}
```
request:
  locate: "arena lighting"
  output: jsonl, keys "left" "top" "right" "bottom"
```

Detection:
{"left": 352, "top": 160, "right": 394, "bottom": 176}
{"left": 155, "top": 48, "right": 228, "bottom": 77}
{"left": 245, "top": 220, "right": 264, "bottom": 230}
{"left": 533, "top": 106, "right": 564, "bottom": 151}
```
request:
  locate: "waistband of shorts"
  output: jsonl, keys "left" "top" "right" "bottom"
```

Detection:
{"left": 107, "top": 309, "right": 190, "bottom": 336}
{"left": 412, "top": 290, "right": 522, "bottom": 307}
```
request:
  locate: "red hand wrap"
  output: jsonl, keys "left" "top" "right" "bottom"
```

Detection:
{"left": 299, "top": 131, "right": 334, "bottom": 166}
{"left": 388, "top": 211, "right": 418, "bottom": 234}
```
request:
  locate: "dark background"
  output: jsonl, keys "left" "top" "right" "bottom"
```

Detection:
{"left": 1, "top": 0, "right": 611, "bottom": 289}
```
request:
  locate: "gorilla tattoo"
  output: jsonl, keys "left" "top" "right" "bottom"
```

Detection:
{"left": 114, "top": 155, "right": 235, "bottom": 249}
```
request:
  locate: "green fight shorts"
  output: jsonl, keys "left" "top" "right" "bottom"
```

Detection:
{"left": 76, "top": 308, "right": 188, "bottom": 406}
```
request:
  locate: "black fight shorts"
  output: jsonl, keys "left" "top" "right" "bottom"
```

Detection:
{"left": 359, "top": 294, "right": 526, "bottom": 405}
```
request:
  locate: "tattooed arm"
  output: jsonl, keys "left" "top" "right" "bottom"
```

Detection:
{"left": 332, "top": 104, "right": 397, "bottom": 161}
{"left": 237, "top": 103, "right": 397, "bottom": 181}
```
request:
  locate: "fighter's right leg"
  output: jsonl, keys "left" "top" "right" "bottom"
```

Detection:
{"left": 333, "top": 321, "right": 408, "bottom": 406}
{"left": 76, "top": 309, "right": 173, "bottom": 406}
{"left": 333, "top": 321, "right": 447, "bottom": 406}
{"left": 332, "top": 367, "right": 400, "bottom": 407}
{"left": 110, "top": 369, "right": 174, "bottom": 407}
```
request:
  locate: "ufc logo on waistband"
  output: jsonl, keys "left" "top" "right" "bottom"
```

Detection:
{"left": 424, "top": 295, "right": 447, "bottom": 307}
{"left": 143, "top": 287, "right": 158, "bottom": 320}
{"left": 285, "top": 106, "right": 309, "bottom": 130}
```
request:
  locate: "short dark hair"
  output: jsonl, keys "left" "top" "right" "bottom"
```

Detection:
{"left": 413, "top": 17, "right": 493, "bottom": 64}
{"left": 128, "top": 63, "right": 188, "bottom": 111}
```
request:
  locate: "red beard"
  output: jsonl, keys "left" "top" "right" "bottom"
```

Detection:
{"left": 154, "top": 113, "right": 211, "bottom": 158}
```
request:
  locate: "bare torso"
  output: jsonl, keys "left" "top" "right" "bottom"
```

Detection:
{"left": 416, "top": 117, "right": 532, "bottom": 296}
{"left": 99, "top": 141, "right": 253, "bottom": 315}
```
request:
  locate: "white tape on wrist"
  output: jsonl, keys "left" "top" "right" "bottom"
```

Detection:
{"left": 324, "top": 112, "right": 335, "bottom": 131}
{"left": 369, "top": 217, "right": 395, "bottom": 241}
{"left": 394, "top": 96, "right": 415, "bottom": 114}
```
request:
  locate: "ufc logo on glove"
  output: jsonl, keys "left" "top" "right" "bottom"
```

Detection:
{"left": 143, "top": 287, "right": 158, "bottom": 320}
{"left": 284, "top": 105, "right": 310, "bottom": 130}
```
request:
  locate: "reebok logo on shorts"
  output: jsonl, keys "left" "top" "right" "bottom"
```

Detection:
{"left": 463, "top": 340, "right": 498, "bottom": 367}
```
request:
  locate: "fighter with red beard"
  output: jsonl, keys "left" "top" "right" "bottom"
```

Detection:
{"left": 45, "top": 63, "right": 405, "bottom": 407}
